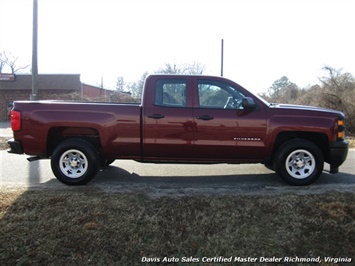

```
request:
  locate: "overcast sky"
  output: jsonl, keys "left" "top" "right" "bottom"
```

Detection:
{"left": 1, "top": 0, "right": 354, "bottom": 94}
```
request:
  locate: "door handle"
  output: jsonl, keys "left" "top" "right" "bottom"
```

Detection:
{"left": 148, "top": 114, "right": 165, "bottom": 119}
{"left": 196, "top": 115, "right": 214, "bottom": 121}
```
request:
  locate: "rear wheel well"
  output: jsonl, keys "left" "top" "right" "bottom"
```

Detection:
{"left": 272, "top": 131, "right": 329, "bottom": 162}
{"left": 47, "top": 127, "right": 101, "bottom": 157}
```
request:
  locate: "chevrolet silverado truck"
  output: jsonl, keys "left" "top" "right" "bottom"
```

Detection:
{"left": 8, "top": 74, "right": 349, "bottom": 186}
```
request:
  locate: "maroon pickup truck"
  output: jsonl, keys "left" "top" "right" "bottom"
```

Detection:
{"left": 8, "top": 74, "right": 348, "bottom": 186}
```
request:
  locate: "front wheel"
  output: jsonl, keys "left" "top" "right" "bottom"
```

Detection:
{"left": 51, "top": 139, "right": 100, "bottom": 185}
{"left": 274, "top": 139, "right": 324, "bottom": 185}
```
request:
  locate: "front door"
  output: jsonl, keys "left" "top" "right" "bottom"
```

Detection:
{"left": 193, "top": 79, "right": 267, "bottom": 161}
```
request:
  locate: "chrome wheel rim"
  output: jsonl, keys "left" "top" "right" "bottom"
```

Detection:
{"left": 285, "top": 149, "right": 316, "bottom": 179}
{"left": 59, "top": 149, "right": 88, "bottom": 178}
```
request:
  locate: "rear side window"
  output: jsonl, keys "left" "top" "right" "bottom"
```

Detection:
{"left": 155, "top": 79, "right": 187, "bottom": 107}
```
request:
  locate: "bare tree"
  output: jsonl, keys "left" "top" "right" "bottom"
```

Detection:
{"left": 122, "top": 62, "right": 206, "bottom": 102}
{"left": 0, "top": 52, "right": 6, "bottom": 73}
{"left": 261, "top": 67, "right": 355, "bottom": 132}
{"left": 116, "top": 76, "right": 125, "bottom": 92}
{"left": 295, "top": 66, "right": 355, "bottom": 132}
{"left": 156, "top": 62, "right": 205, "bottom": 75}
{"left": 126, "top": 72, "right": 149, "bottom": 101}
{"left": 318, "top": 66, "right": 355, "bottom": 131}
{"left": 0, "top": 51, "right": 29, "bottom": 73}
{"left": 266, "top": 76, "right": 299, "bottom": 103}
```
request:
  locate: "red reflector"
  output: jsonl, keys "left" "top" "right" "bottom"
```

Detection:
{"left": 10, "top": 110, "right": 21, "bottom": 131}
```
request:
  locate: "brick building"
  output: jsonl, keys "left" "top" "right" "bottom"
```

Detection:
{"left": 81, "top": 83, "right": 110, "bottom": 98}
{"left": 0, "top": 74, "right": 83, "bottom": 120}
{"left": 0, "top": 73, "right": 136, "bottom": 121}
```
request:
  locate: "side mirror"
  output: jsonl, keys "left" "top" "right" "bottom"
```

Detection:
{"left": 241, "top": 97, "right": 257, "bottom": 110}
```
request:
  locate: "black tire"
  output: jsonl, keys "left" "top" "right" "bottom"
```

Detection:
{"left": 273, "top": 139, "right": 324, "bottom": 186}
{"left": 100, "top": 159, "right": 115, "bottom": 167}
{"left": 105, "top": 159, "right": 115, "bottom": 166}
{"left": 51, "top": 139, "right": 100, "bottom": 185}
{"left": 264, "top": 163, "right": 274, "bottom": 171}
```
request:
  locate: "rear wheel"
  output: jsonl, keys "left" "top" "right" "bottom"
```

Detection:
{"left": 274, "top": 139, "right": 324, "bottom": 185}
{"left": 51, "top": 139, "right": 100, "bottom": 185}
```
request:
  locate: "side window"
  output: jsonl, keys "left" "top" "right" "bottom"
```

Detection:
{"left": 155, "top": 79, "right": 187, "bottom": 107}
{"left": 198, "top": 80, "right": 245, "bottom": 109}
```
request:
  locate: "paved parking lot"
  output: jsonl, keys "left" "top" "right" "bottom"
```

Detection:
{"left": 1, "top": 149, "right": 354, "bottom": 197}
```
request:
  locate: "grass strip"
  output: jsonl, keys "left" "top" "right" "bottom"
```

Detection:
{"left": 0, "top": 189, "right": 354, "bottom": 265}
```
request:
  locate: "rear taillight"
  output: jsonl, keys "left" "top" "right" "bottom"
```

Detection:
{"left": 10, "top": 110, "right": 21, "bottom": 131}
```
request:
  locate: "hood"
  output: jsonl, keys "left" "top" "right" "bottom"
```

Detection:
{"left": 269, "top": 103, "right": 345, "bottom": 117}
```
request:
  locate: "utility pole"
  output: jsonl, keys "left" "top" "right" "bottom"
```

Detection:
{"left": 221, "top": 39, "right": 224, "bottom": 77}
{"left": 31, "top": 0, "right": 39, "bottom": 101}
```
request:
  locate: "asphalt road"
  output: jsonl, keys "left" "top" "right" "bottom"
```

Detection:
{"left": 0, "top": 150, "right": 354, "bottom": 197}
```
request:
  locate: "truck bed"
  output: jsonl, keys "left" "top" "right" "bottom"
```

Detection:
{"left": 11, "top": 101, "right": 142, "bottom": 159}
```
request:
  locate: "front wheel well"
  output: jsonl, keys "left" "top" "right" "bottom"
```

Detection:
{"left": 272, "top": 132, "right": 329, "bottom": 162}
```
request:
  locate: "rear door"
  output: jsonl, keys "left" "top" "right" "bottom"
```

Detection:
{"left": 192, "top": 78, "right": 267, "bottom": 161}
{"left": 142, "top": 77, "right": 195, "bottom": 159}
